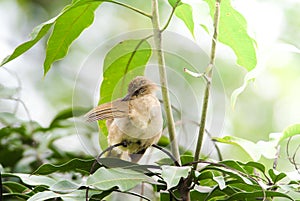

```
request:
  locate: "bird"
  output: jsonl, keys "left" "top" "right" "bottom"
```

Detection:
{"left": 85, "top": 76, "right": 163, "bottom": 162}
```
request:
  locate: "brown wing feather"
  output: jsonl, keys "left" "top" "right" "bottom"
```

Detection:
{"left": 85, "top": 99, "right": 129, "bottom": 122}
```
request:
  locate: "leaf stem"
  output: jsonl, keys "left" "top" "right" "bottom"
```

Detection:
{"left": 103, "top": 0, "right": 152, "bottom": 18}
{"left": 151, "top": 0, "right": 181, "bottom": 165}
{"left": 71, "top": 0, "right": 152, "bottom": 18}
{"left": 161, "top": 0, "right": 182, "bottom": 32}
{"left": 193, "top": 0, "right": 221, "bottom": 170}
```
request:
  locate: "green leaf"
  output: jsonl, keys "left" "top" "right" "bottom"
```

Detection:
{"left": 49, "top": 180, "right": 80, "bottom": 193}
{"left": 2, "top": 173, "right": 56, "bottom": 187}
{"left": 27, "top": 191, "right": 62, "bottom": 201}
{"left": 243, "top": 161, "right": 266, "bottom": 174}
{"left": 156, "top": 155, "right": 194, "bottom": 166}
{"left": 98, "top": 39, "right": 152, "bottom": 140}
{"left": 280, "top": 123, "right": 300, "bottom": 143}
{"left": 161, "top": 166, "right": 191, "bottom": 189}
{"left": 230, "top": 71, "right": 256, "bottom": 108}
{"left": 49, "top": 107, "right": 89, "bottom": 128}
{"left": 268, "top": 169, "right": 286, "bottom": 184}
{"left": 212, "top": 174, "right": 226, "bottom": 190}
{"left": 100, "top": 39, "right": 152, "bottom": 105}
{"left": 2, "top": 181, "right": 30, "bottom": 194}
{"left": 175, "top": 4, "right": 195, "bottom": 37}
{"left": 213, "top": 136, "right": 261, "bottom": 161}
{"left": 3, "top": 193, "right": 30, "bottom": 200}
{"left": 33, "top": 158, "right": 97, "bottom": 175}
{"left": 180, "top": 155, "right": 194, "bottom": 165}
{"left": 90, "top": 190, "right": 115, "bottom": 201}
{"left": 203, "top": 186, "right": 230, "bottom": 200}
{"left": 204, "top": 0, "right": 257, "bottom": 71}
{"left": 168, "top": 0, "right": 182, "bottom": 8}
{"left": 156, "top": 158, "right": 174, "bottom": 166}
{"left": 87, "top": 167, "right": 151, "bottom": 191}
{"left": 190, "top": 190, "right": 209, "bottom": 201}
{"left": 43, "top": 2, "right": 101, "bottom": 75}
{"left": 28, "top": 190, "right": 101, "bottom": 201}
{"left": 224, "top": 190, "right": 294, "bottom": 200}
{"left": 98, "top": 157, "right": 160, "bottom": 174}
{"left": 227, "top": 181, "right": 261, "bottom": 192}
{"left": 202, "top": 165, "right": 253, "bottom": 185}
{"left": 198, "top": 171, "right": 214, "bottom": 181}
{"left": 157, "top": 135, "right": 170, "bottom": 147}
{"left": 0, "top": 18, "right": 55, "bottom": 67}
{"left": 220, "top": 160, "right": 247, "bottom": 174}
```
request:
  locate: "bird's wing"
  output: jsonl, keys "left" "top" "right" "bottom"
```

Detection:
{"left": 85, "top": 99, "right": 129, "bottom": 122}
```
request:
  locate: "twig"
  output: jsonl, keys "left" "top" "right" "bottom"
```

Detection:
{"left": 90, "top": 142, "right": 126, "bottom": 174}
{"left": 152, "top": 144, "right": 180, "bottom": 166}
{"left": 286, "top": 137, "right": 300, "bottom": 174}
{"left": 2, "top": 68, "right": 22, "bottom": 114}
{"left": 273, "top": 145, "right": 280, "bottom": 170}
{"left": 205, "top": 129, "right": 223, "bottom": 161}
{"left": 168, "top": 189, "right": 182, "bottom": 201}
{"left": 292, "top": 144, "right": 300, "bottom": 174}
{"left": 192, "top": 0, "right": 221, "bottom": 170}
{"left": 115, "top": 189, "right": 151, "bottom": 201}
{"left": 152, "top": 0, "right": 181, "bottom": 165}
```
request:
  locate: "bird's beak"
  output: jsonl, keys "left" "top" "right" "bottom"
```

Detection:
{"left": 122, "top": 93, "right": 132, "bottom": 101}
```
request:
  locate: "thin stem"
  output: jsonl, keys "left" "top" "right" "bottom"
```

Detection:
{"left": 115, "top": 189, "right": 151, "bottom": 201}
{"left": 193, "top": 82, "right": 210, "bottom": 170}
{"left": 152, "top": 144, "right": 180, "bottom": 166}
{"left": 152, "top": 0, "right": 181, "bottom": 165}
{"left": 286, "top": 137, "right": 300, "bottom": 174}
{"left": 193, "top": 0, "right": 221, "bottom": 170}
{"left": 273, "top": 145, "right": 280, "bottom": 169}
{"left": 206, "top": 129, "right": 223, "bottom": 161}
{"left": 161, "top": 0, "right": 182, "bottom": 32}
{"left": 90, "top": 0, "right": 152, "bottom": 18}
{"left": 120, "top": 34, "right": 153, "bottom": 95}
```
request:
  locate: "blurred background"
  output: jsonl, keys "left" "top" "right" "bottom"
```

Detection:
{"left": 0, "top": 0, "right": 300, "bottom": 175}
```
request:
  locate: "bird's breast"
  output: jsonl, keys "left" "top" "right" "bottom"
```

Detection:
{"left": 113, "top": 94, "right": 162, "bottom": 140}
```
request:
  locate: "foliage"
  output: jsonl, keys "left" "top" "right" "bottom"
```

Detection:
{"left": 1, "top": 0, "right": 299, "bottom": 201}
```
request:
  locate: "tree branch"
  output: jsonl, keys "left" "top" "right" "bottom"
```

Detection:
{"left": 151, "top": 0, "right": 181, "bottom": 165}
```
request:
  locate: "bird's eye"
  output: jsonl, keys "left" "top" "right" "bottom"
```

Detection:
{"left": 133, "top": 87, "right": 145, "bottom": 97}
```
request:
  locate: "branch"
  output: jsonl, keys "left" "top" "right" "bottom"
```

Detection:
{"left": 152, "top": 0, "right": 181, "bottom": 165}
{"left": 192, "top": 0, "right": 221, "bottom": 170}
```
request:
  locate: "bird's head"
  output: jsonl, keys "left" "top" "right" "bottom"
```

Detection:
{"left": 123, "top": 76, "right": 158, "bottom": 101}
